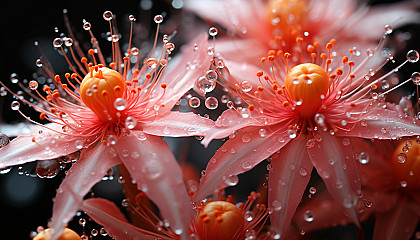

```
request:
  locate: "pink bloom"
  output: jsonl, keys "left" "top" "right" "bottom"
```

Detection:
{"left": 185, "top": 0, "right": 420, "bottom": 65}
{"left": 0, "top": 11, "right": 213, "bottom": 239}
{"left": 193, "top": 23, "right": 420, "bottom": 238}
{"left": 294, "top": 137, "right": 420, "bottom": 240}
{"left": 79, "top": 191, "right": 268, "bottom": 239}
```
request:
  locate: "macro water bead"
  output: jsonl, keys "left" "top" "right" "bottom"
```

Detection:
{"left": 284, "top": 63, "right": 329, "bottom": 118}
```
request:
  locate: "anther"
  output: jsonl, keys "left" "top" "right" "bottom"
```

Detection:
{"left": 257, "top": 71, "right": 263, "bottom": 77}
{"left": 248, "top": 105, "right": 255, "bottom": 111}
{"left": 160, "top": 83, "right": 167, "bottom": 89}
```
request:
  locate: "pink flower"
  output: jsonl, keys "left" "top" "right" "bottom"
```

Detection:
{"left": 79, "top": 191, "right": 268, "bottom": 239}
{"left": 0, "top": 11, "right": 213, "bottom": 239}
{"left": 185, "top": 0, "right": 420, "bottom": 65}
{"left": 294, "top": 137, "right": 420, "bottom": 240}
{"left": 193, "top": 25, "right": 420, "bottom": 237}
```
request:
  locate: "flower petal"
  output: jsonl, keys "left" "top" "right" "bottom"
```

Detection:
{"left": 194, "top": 127, "right": 291, "bottom": 202}
{"left": 268, "top": 136, "right": 313, "bottom": 236}
{"left": 336, "top": 108, "right": 420, "bottom": 140}
{"left": 201, "top": 109, "right": 277, "bottom": 147}
{"left": 0, "top": 127, "right": 85, "bottom": 169}
{"left": 158, "top": 33, "right": 211, "bottom": 110}
{"left": 306, "top": 132, "right": 361, "bottom": 226}
{"left": 373, "top": 197, "right": 419, "bottom": 240}
{"left": 115, "top": 132, "right": 191, "bottom": 238}
{"left": 141, "top": 112, "right": 214, "bottom": 137}
{"left": 50, "top": 144, "right": 120, "bottom": 240}
{"left": 81, "top": 198, "right": 162, "bottom": 240}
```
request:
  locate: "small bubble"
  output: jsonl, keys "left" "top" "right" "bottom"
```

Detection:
{"left": 11, "top": 101, "right": 20, "bottom": 110}
{"left": 208, "top": 27, "right": 218, "bottom": 37}
{"left": 83, "top": 21, "right": 91, "bottom": 30}
{"left": 29, "top": 80, "right": 38, "bottom": 90}
{"left": 114, "top": 98, "right": 127, "bottom": 111}
{"left": 358, "top": 152, "right": 369, "bottom": 164}
{"left": 407, "top": 50, "right": 419, "bottom": 63}
{"left": 384, "top": 25, "right": 393, "bottom": 34}
{"left": 240, "top": 80, "right": 253, "bottom": 92}
{"left": 205, "top": 70, "right": 217, "bottom": 82}
{"left": 103, "top": 11, "right": 113, "bottom": 21}
{"left": 397, "top": 153, "right": 407, "bottom": 163}
{"left": 53, "top": 38, "right": 63, "bottom": 48}
{"left": 303, "top": 210, "right": 314, "bottom": 222}
{"left": 205, "top": 97, "right": 218, "bottom": 110}
{"left": 188, "top": 97, "right": 201, "bottom": 108}
{"left": 411, "top": 72, "right": 420, "bottom": 85}
{"left": 154, "top": 15, "right": 163, "bottom": 24}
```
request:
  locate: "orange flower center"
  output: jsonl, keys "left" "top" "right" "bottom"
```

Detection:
{"left": 33, "top": 228, "right": 82, "bottom": 240}
{"left": 284, "top": 63, "right": 329, "bottom": 118}
{"left": 80, "top": 66, "right": 126, "bottom": 122}
{"left": 197, "top": 201, "right": 244, "bottom": 240}
{"left": 392, "top": 140, "right": 420, "bottom": 189}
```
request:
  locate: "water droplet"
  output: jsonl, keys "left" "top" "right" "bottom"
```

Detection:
{"left": 358, "top": 152, "right": 369, "bottom": 164}
{"left": 303, "top": 210, "right": 314, "bottom": 222}
{"left": 29, "top": 80, "right": 38, "bottom": 90}
{"left": 107, "top": 135, "right": 117, "bottom": 145}
{"left": 142, "top": 161, "right": 162, "bottom": 179}
{"left": 242, "top": 134, "right": 251, "bottom": 143}
{"left": 226, "top": 101, "right": 234, "bottom": 109}
{"left": 53, "top": 38, "right": 63, "bottom": 48}
{"left": 165, "top": 42, "right": 175, "bottom": 53}
{"left": 272, "top": 200, "right": 282, "bottom": 211}
{"left": 121, "top": 199, "right": 130, "bottom": 207}
{"left": 103, "top": 11, "right": 113, "bottom": 21}
{"left": 224, "top": 174, "right": 239, "bottom": 186}
{"left": 242, "top": 161, "right": 252, "bottom": 170}
{"left": 36, "top": 159, "right": 60, "bottom": 178}
{"left": 288, "top": 129, "right": 297, "bottom": 139}
{"left": 244, "top": 211, "right": 254, "bottom": 221}
{"left": 411, "top": 72, "right": 420, "bottom": 85}
{"left": 407, "top": 50, "right": 419, "bottom": 63}
{"left": 188, "top": 97, "right": 200, "bottom": 108}
{"left": 366, "top": 48, "right": 374, "bottom": 57}
{"left": 240, "top": 80, "right": 253, "bottom": 92}
{"left": 114, "top": 98, "right": 127, "bottom": 111}
{"left": 196, "top": 76, "right": 216, "bottom": 93}
{"left": 145, "top": 58, "right": 158, "bottom": 69}
{"left": 208, "top": 27, "right": 218, "bottom": 37}
{"left": 75, "top": 140, "right": 84, "bottom": 149}
{"left": 309, "top": 187, "right": 317, "bottom": 194}
{"left": 384, "top": 24, "right": 393, "bottom": 34}
{"left": 342, "top": 138, "right": 350, "bottom": 146}
{"left": 124, "top": 117, "right": 137, "bottom": 129}
{"left": 0, "top": 167, "right": 12, "bottom": 174}
{"left": 205, "top": 70, "right": 217, "bottom": 82}
{"left": 10, "top": 73, "right": 19, "bottom": 84}
{"left": 64, "top": 38, "right": 73, "bottom": 47}
{"left": 79, "top": 218, "right": 86, "bottom": 226}
{"left": 163, "top": 127, "right": 171, "bottom": 134}
{"left": 314, "top": 113, "right": 325, "bottom": 125}
{"left": 259, "top": 128, "right": 267, "bottom": 137}
{"left": 397, "top": 153, "right": 407, "bottom": 163}
{"left": 36, "top": 59, "right": 43, "bottom": 67}
{"left": 83, "top": 21, "right": 91, "bottom": 30}
{"left": 154, "top": 15, "right": 163, "bottom": 24}
{"left": 0, "top": 133, "right": 9, "bottom": 148}
{"left": 91, "top": 229, "right": 98, "bottom": 237}
{"left": 400, "top": 180, "right": 407, "bottom": 187}
{"left": 174, "top": 229, "right": 183, "bottom": 235}
{"left": 306, "top": 139, "right": 315, "bottom": 148}
{"left": 205, "top": 97, "right": 218, "bottom": 110}
{"left": 11, "top": 101, "right": 20, "bottom": 110}
{"left": 299, "top": 168, "right": 308, "bottom": 177}
{"left": 207, "top": 47, "right": 215, "bottom": 55}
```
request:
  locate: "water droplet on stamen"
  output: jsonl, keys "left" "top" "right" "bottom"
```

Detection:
{"left": 240, "top": 80, "right": 253, "bottom": 92}
{"left": 411, "top": 72, "right": 420, "bottom": 85}
{"left": 208, "top": 27, "right": 218, "bottom": 37}
{"left": 366, "top": 49, "right": 374, "bottom": 57}
{"left": 145, "top": 58, "right": 158, "bottom": 69}
{"left": 125, "top": 117, "right": 137, "bottom": 129}
{"left": 205, "top": 70, "right": 217, "bottom": 82}
{"left": 29, "top": 80, "right": 38, "bottom": 90}
{"left": 154, "top": 15, "right": 163, "bottom": 24}
{"left": 11, "top": 101, "right": 20, "bottom": 110}
{"left": 129, "top": 15, "right": 136, "bottom": 21}
{"left": 83, "top": 21, "right": 91, "bottom": 30}
{"left": 103, "top": 11, "right": 113, "bottom": 21}
{"left": 384, "top": 25, "right": 393, "bottom": 35}
{"left": 407, "top": 50, "right": 419, "bottom": 63}
{"left": 53, "top": 38, "right": 63, "bottom": 48}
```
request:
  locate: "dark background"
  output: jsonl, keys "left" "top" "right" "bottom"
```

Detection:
{"left": 1, "top": 0, "right": 420, "bottom": 239}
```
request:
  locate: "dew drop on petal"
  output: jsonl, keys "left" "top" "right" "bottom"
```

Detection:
{"left": 342, "top": 138, "right": 350, "bottom": 146}
{"left": 259, "top": 128, "right": 267, "bottom": 137}
{"left": 205, "top": 97, "right": 218, "bottom": 110}
{"left": 11, "top": 101, "right": 20, "bottom": 110}
{"left": 242, "top": 161, "right": 252, "bottom": 170}
{"left": 400, "top": 180, "right": 407, "bottom": 187}
{"left": 188, "top": 97, "right": 201, "bottom": 108}
{"left": 358, "top": 152, "right": 369, "bottom": 164}
{"left": 272, "top": 200, "right": 282, "bottom": 211}
{"left": 407, "top": 50, "right": 419, "bottom": 63}
{"left": 303, "top": 210, "right": 314, "bottom": 222}
{"left": 224, "top": 174, "right": 239, "bottom": 186}
{"left": 242, "top": 134, "right": 251, "bottom": 143}
{"left": 397, "top": 153, "right": 407, "bottom": 163}
{"left": 107, "top": 135, "right": 117, "bottom": 145}
{"left": 207, "top": 47, "right": 215, "bottom": 55}
{"left": 288, "top": 129, "right": 297, "bottom": 139}
{"left": 299, "top": 168, "right": 308, "bottom": 177}
{"left": 36, "top": 159, "right": 60, "bottom": 178}
{"left": 142, "top": 161, "right": 163, "bottom": 180}
{"left": 114, "top": 98, "right": 127, "bottom": 111}
{"left": 306, "top": 139, "right": 315, "bottom": 148}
